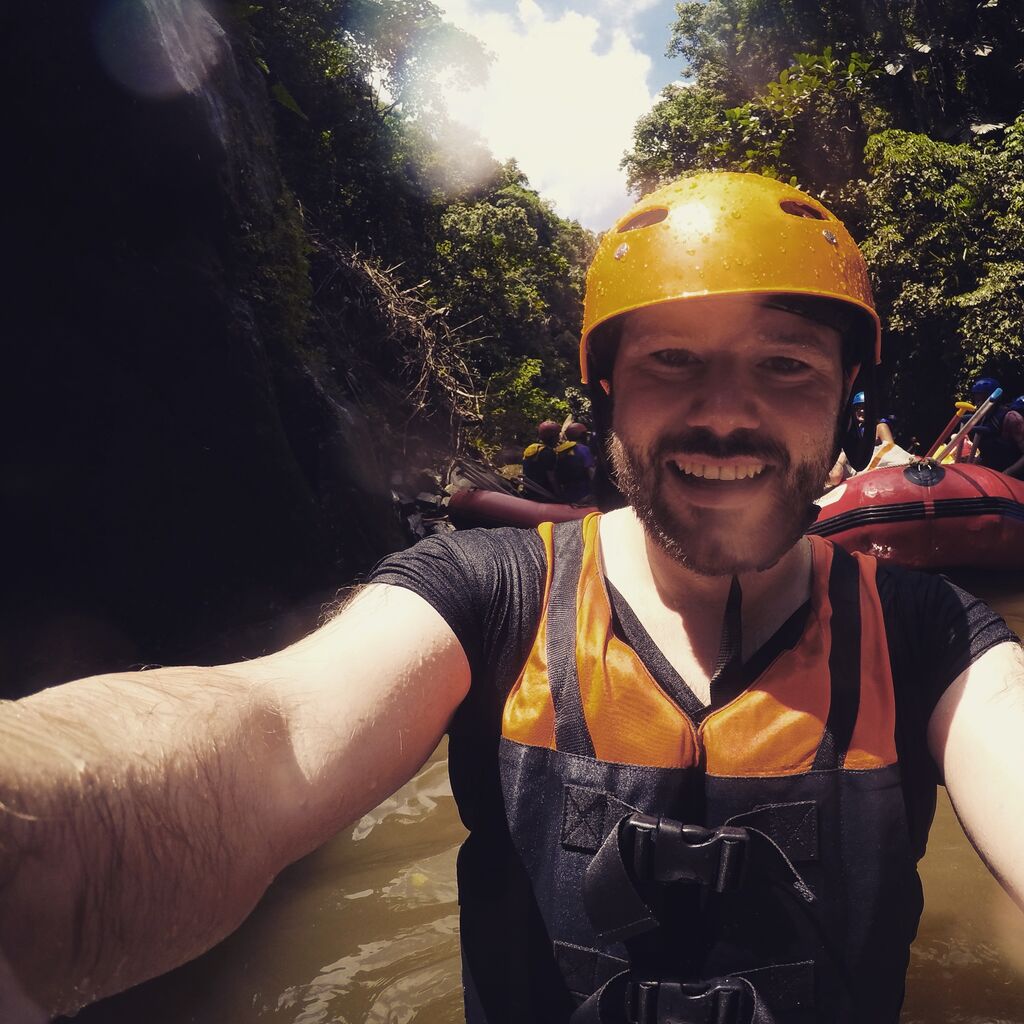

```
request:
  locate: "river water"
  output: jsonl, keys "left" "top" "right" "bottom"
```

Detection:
{"left": 80, "top": 572, "right": 1024, "bottom": 1024}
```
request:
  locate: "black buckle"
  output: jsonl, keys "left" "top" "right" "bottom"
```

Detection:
{"left": 625, "top": 978, "right": 747, "bottom": 1024}
{"left": 626, "top": 815, "right": 748, "bottom": 892}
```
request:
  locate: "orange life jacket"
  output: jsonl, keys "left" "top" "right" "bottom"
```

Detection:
{"left": 462, "top": 514, "right": 924, "bottom": 1024}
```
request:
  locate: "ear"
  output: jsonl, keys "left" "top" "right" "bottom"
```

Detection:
{"left": 600, "top": 379, "right": 612, "bottom": 396}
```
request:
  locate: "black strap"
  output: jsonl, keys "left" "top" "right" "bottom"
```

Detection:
{"left": 584, "top": 813, "right": 662, "bottom": 943}
{"left": 571, "top": 969, "right": 787, "bottom": 1024}
{"left": 559, "top": 950, "right": 814, "bottom": 1019}
{"left": 726, "top": 802, "right": 818, "bottom": 864}
{"left": 813, "top": 545, "right": 862, "bottom": 771}
{"left": 606, "top": 580, "right": 707, "bottom": 720}
{"left": 709, "top": 576, "right": 744, "bottom": 710}
{"left": 554, "top": 941, "right": 628, "bottom": 1003}
{"left": 548, "top": 521, "right": 596, "bottom": 757}
{"left": 606, "top": 581, "right": 811, "bottom": 726}
{"left": 583, "top": 811, "right": 816, "bottom": 945}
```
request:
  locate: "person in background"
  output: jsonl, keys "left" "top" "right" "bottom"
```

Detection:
{"left": 968, "top": 379, "right": 1024, "bottom": 477}
{"left": 853, "top": 391, "right": 896, "bottom": 445}
{"left": 825, "top": 391, "right": 896, "bottom": 485}
{"left": 557, "top": 422, "right": 595, "bottom": 503}
{"left": 521, "top": 419, "right": 562, "bottom": 499}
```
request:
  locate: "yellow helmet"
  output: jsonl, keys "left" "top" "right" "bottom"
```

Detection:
{"left": 579, "top": 171, "right": 880, "bottom": 382}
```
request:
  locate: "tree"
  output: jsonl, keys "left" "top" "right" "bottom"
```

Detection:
{"left": 623, "top": 0, "right": 1024, "bottom": 440}
{"left": 858, "top": 118, "right": 1024, "bottom": 428}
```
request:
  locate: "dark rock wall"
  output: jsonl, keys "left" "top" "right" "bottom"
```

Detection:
{"left": 3, "top": 0, "right": 407, "bottom": 698}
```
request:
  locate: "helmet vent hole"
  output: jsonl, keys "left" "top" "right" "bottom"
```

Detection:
{"left": 617, "top": 207, "right": 668, "bottom": 232}
{"left": 780, "top": 199, "right": 827, "bottom": 220}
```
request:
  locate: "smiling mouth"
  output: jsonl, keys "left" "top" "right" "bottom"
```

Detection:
{"left": 668, "top": 459, "right": 770, "bottom": 481}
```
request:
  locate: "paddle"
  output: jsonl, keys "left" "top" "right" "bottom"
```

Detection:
{"left": 932, "top": 389, "right": 1002, "bottom": 463}
{"left": 926, "top": 401, "right": 975, "bottom": 459}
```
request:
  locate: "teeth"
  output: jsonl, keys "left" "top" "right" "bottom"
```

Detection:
{"left": 673, "top": 461, "right": 766, "bottom": 480}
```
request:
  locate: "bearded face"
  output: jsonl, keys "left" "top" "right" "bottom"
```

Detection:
{"left": 606, "top": 297, "right": 848, "bottom": 577}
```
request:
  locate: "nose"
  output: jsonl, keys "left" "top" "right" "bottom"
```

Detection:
{"left": 686, "top": 362, "right": 761, "bottom": 435}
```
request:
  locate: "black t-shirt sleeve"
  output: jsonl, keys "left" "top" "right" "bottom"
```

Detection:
{"left": 364, "top": 527, "right": 546, "bottom": 689}
{"left": 879, "top": 565, "right": 1018, "bottom": 724}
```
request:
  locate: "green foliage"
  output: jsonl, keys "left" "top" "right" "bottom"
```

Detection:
{"left": 857, "top": 119, "right": 1024, "bottom": 424}
{"left": 476, "top": 357, "right": 570, "bottom": 458}
{"left": 624, "top": 0, "right": 1024, "bottom": 439}
{"left": 229, "top": 0, "right": 594, "bottom": 461}
{"left": 624, "top": 46, "right": 886, "bottom": 196}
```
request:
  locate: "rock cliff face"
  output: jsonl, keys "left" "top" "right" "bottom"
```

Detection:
{"left": 3, "top": 0, "right": 414, "bottom": 697}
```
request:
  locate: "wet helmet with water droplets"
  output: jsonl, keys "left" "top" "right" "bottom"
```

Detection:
{"left": 580, "top": 171, "right": 881, "bottom": 477}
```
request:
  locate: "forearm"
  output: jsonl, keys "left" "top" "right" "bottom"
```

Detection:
{"left": 0, "top": 667, "right": 295, "bottom": 1016}
{"left": 931, "top": 642, "right": 1024, "bottom": 908}
{"left": 1003, "top": 454, "right": 1024, "bottom": 479}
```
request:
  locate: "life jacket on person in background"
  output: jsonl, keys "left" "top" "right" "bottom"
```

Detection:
{"left": 460, "top": 514, "right": 925, "bottom": 1024}
{"left": 555, "top": 440, "right": 591, "bottom": 503}
{"left": 972, "top": 405, "right": 1019, "bottom": 472}
{"left": 523, "top": 440, "right": 558, "bottom": 496}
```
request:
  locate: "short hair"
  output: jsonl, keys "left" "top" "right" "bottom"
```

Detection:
{"left": 537, "top": 420, "right": 561, "bottom": 442}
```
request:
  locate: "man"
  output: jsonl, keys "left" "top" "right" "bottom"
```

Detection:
{"left": 825, "top": 391, "right": 900, "bottom": 484}
{"left": 522, "top": 419, "right": 563, "bottom": 499}
{"left": 2, "top": 173, "right": 1023, "bottom": 1024}
{"left": 556, "top": 422, "right": 595, "bottom": 503}
{"left": 561, "top": 419, "right": 598, "bottom": 503}
{"left": 968, "top": 378, "right": 1024, "bottom": 478}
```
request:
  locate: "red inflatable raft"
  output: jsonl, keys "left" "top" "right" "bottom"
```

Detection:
{"left": 448, "top": 462, "right": 1024, "bottom": 571}
{"left": 810, "top": 461, "right": 1024, "bottom": 570}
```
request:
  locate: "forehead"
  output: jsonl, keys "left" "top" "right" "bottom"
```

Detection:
{"left": 617, "top": 295, "right": 839, "bottom": 348}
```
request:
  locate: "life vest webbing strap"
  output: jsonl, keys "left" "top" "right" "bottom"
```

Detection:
{"left": 813, "top": 545, "right": 862, "bottom": 771}
{"left": 709, "top": 575, "right": 744, "bottom": 709}
{"left": 548, "top": 520, "right": 596, "bottom": 757}
{"left": 567, "top": 961, "right": 814, "bottom": 1022}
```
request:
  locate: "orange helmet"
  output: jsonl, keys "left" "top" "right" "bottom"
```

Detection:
{"left": 579, "top": 171, "right": 880, "bottom": 383}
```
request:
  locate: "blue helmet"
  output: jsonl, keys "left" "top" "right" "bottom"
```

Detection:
{"left": 851, "top": 391, "right": 866, "bottom": 406}
{"left": 1010, "top": 395, "right": 1024, "bottom": 415}
{"left": 970, "top": 377, "right": 1001, "bottom": 401}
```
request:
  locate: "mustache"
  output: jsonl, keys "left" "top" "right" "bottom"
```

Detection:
{"left": 652, "top": 428, "right": 789, "bottom": 467}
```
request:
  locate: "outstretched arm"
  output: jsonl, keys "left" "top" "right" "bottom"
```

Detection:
{"left": 0, "top": 584, "right": 470, "bottom": 1018}
{"left": 928, "top": 640, "right": 1024, "bottom": 907}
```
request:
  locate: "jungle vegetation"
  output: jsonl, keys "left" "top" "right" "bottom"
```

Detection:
{"left": 624, "top": 0, "right": 1024, "bottom": 436}
{"left": 235, "top": 0, "right": 594, "bottom": 457}
{"left": 235, "top": 0, "right": 1022, "bottom": 451}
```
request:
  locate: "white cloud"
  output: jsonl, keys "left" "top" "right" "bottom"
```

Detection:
{"left": 434, "top": 0, "right": 656, "bottom": 231}
{"left": 595, "top": 0, "right": 662, "bottom": 22}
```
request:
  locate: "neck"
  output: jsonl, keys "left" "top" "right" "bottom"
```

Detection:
{"left": 645, "top": 520, "right": 808, "bottom": 614}
{"left": 600, "top": 508, "right": 813, "bottom": 666}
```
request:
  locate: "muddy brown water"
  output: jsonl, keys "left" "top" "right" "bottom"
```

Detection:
{"left": 79, "top": 572, "right": 1024, "bottom": 1024}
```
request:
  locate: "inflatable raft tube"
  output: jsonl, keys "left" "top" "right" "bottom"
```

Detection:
{"left": 811, "top": 461, "right": 1024, "bottom": 570}
{"left": 448, "top": 487, "right": 594, "bottom": 530}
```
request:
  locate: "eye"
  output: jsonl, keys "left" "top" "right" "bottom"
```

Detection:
{"left": 761, "top": 356, "right": 812, "bottom": 375}
{"left": 651, "top": 348, "right": 701, "bottom": 368}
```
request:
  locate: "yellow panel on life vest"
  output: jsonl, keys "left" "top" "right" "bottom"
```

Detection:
{"left": 502, "top": 516, "right": 897, "bottom": 776}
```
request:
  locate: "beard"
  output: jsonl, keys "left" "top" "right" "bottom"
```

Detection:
{"left": 608, "top": 424, "right": 836, "bottom": 576}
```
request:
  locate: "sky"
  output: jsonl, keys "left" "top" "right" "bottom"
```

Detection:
{"left": 432, "top": 0, "right": 686, "bottom": 232}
